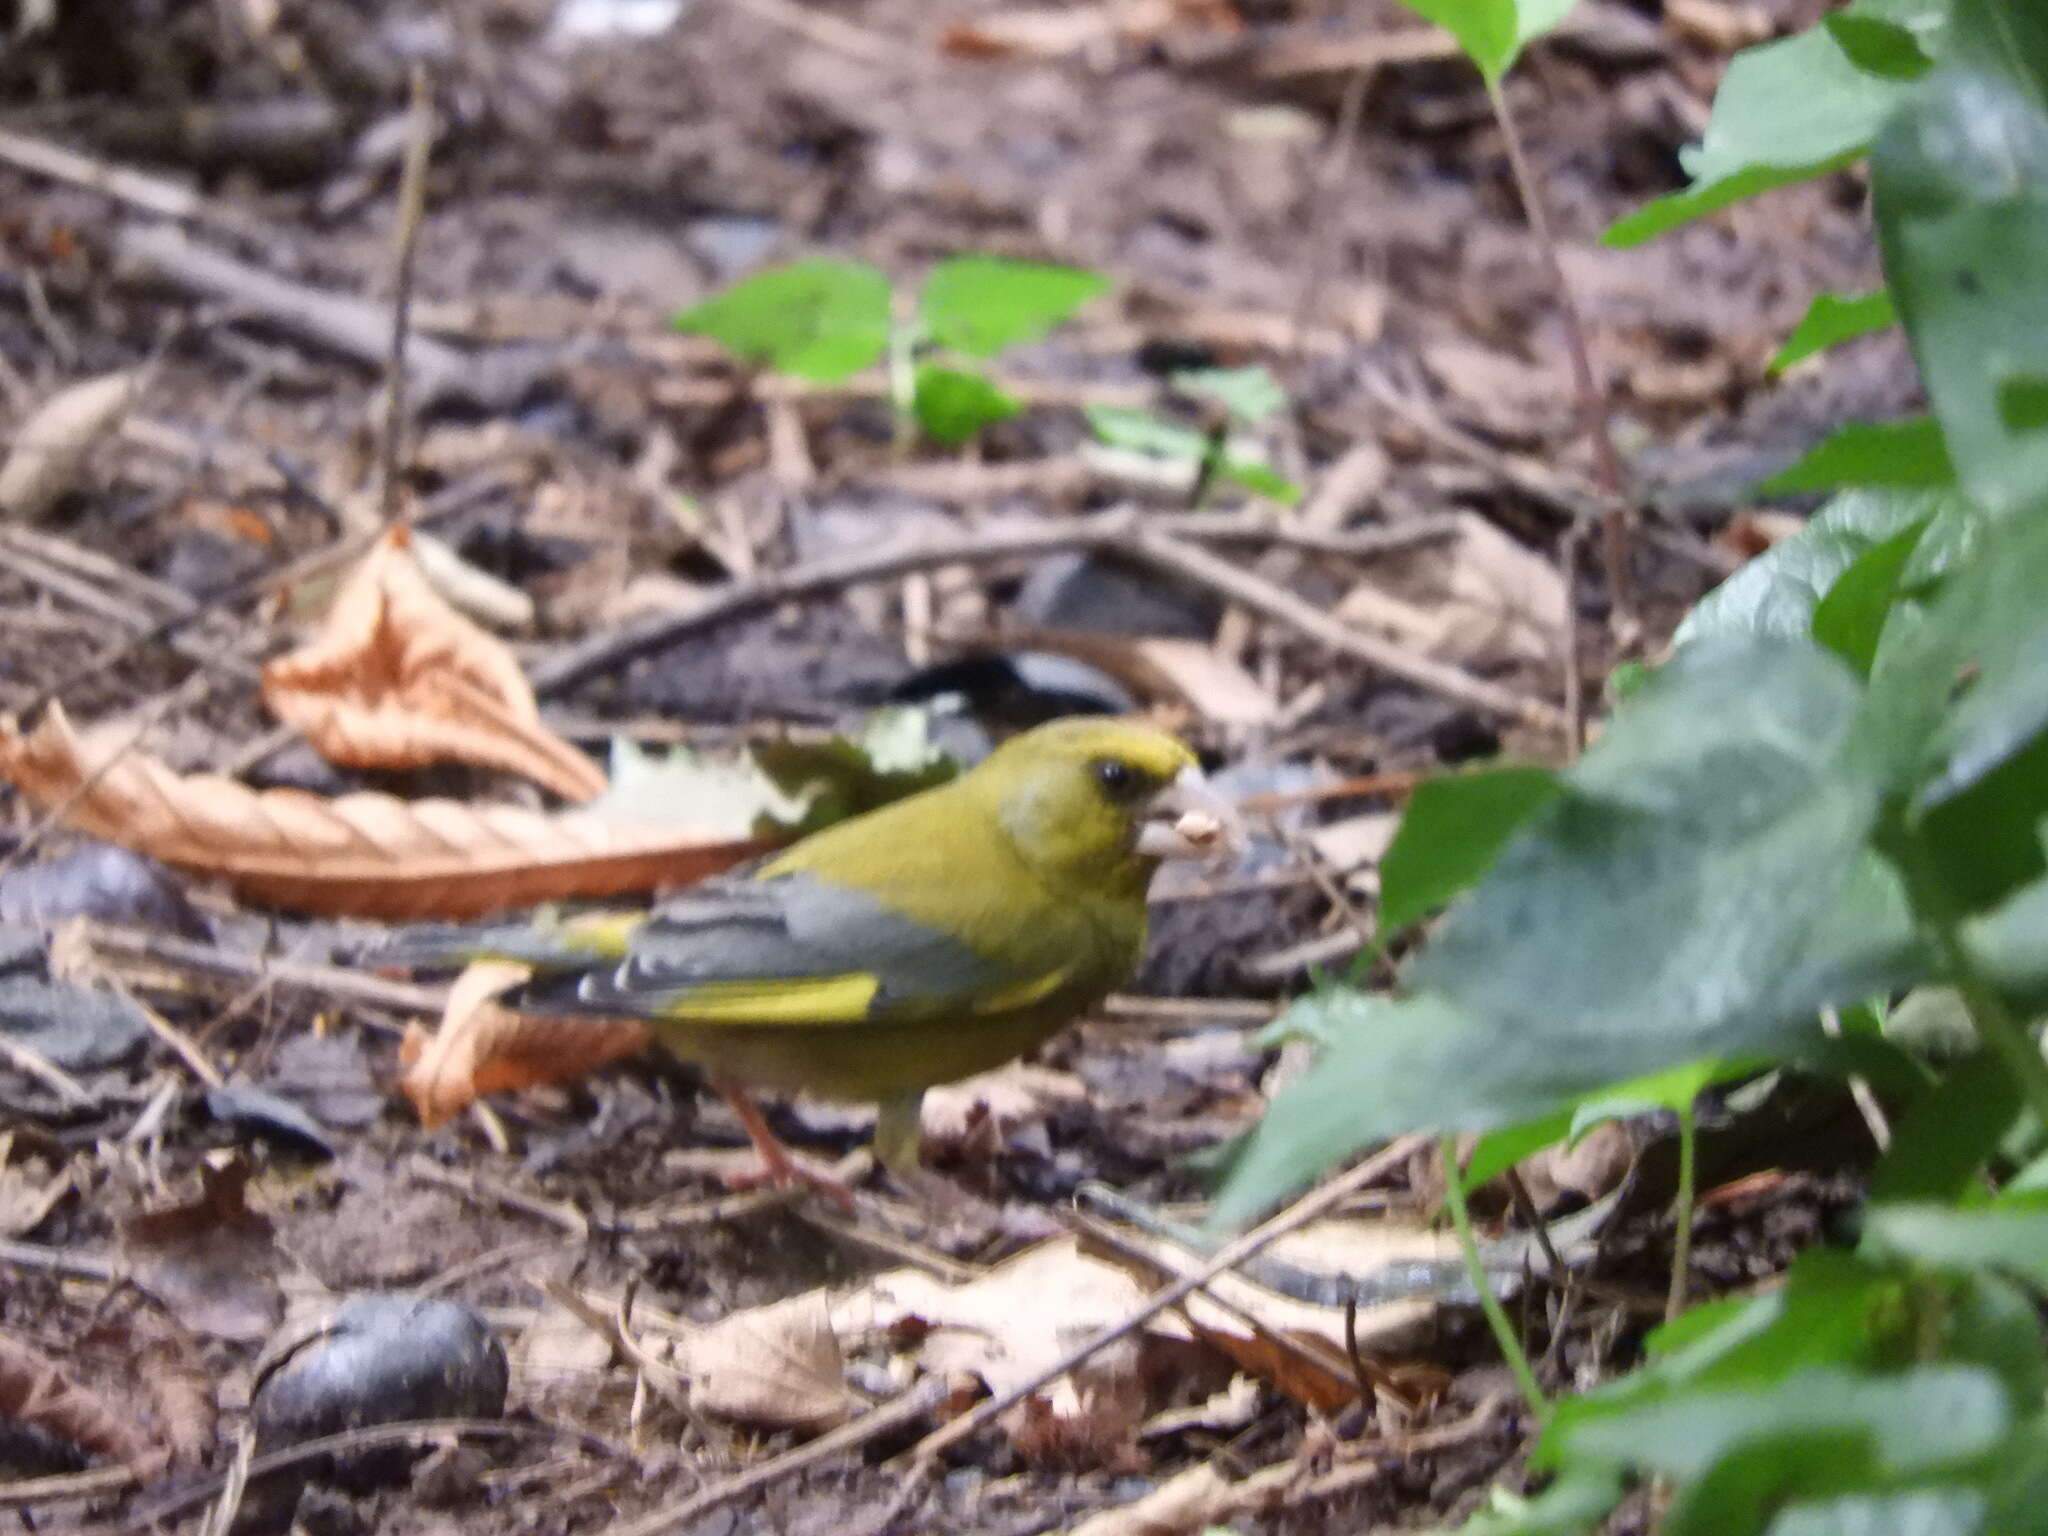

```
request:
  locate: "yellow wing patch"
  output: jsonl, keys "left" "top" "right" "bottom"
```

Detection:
{"left": 648, "top": 972, "right": 881, "bottom": 1025}
{"left": 972, "top": 967, "right": 1072, "bottom": 1015}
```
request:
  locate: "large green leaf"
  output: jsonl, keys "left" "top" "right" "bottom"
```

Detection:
{"left": 1603, "top": 0, "right": 1938, "bottom": 247}
{"left": 1874, "top": 66, "right": 2048, "bottom": 514}
{"left": 1868, "top": 1052, "right": 2023, "bottom": 1202}
{"left": 1414, "top": 640, "right": 1910, "bottom": 1051}
{"left": 1210, "top": 641, "right": 1923, "bottom": 1227}
{"left": 1375, "top": 765, "right": 1562, "bottom": 937}
{"left": 1675, "top": 489, "right": 1959, "bottom": 651}
{"left": 1393, "top": 0, "right": 1578, "bottom": 84}
{"left": 919, "top": 257, "right": 1107, "bottom": 359}
{"left": 1811, "top": 516, "right": 1936, "bottom": 674}
{"left": 673, "top": 259, "right": 892, "bottom": 383}
{"left": 1558, "top": 1365, "right": 2011, "bottom": 1481}
{"left": 1864, "top": 1195, "right": 2048, "bottom": 1284}
{"left": 1764, "top": 1491, "right": 1987, "bottom": 1536}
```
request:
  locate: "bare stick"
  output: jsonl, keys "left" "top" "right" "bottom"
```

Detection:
{"left": 906, "top": 1134, "right": 1427, "bottom": 1464}
{"left": 1484, "top": 78, "right": 1633, "bottom": 632}
{"left": 0, "top": 127, "right": 276, "bottom": 244}
{"left": 532, "top": 511, "right": 1564, "bottom": 731}
{"left": 377, "top": 67, "right": 434, "bottom": 524}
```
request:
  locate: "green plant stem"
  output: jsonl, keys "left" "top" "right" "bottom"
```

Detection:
{"left": 1893, "top": 832, "right": 2048, "bottom": 1130}
{"left": 1665, "top": 1099, "right": 1697, "bottom": 1323}
{"left": 1441, "top": 1135, "right": 1546, "bottom": 1416}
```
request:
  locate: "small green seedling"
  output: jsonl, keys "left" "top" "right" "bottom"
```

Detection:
{"left": 675, "top": 254, "right": 1108, "bottom": 447}
{"left": 1087, "top": 364, "right": 1301, "bottom": 504}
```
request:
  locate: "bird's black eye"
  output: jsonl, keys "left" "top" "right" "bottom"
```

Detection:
{"left": 1092, "top": 757, "right": 1139, "bottom": 798}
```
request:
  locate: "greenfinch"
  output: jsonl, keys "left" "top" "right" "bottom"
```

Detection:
{"left": 378, "top": 717, "right": 1241, "bottom": 1198}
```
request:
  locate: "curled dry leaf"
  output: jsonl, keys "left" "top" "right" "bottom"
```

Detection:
{"left": 0, "top": 703, "right": 771, "bottom": 919}
{"left": 263, "top": 526, "right": 603, "bottom": 802}
{"left": 681, "top": 1292, "right": 855, "bottom": 1432}
{"left": 0, "top": 1330, "right": 169, "bottom": 1475}
{"left": 399, "top": 960, "right": 650, "bottom": 1128}
{"left": 0, "top": 370, "right": 138, "bottom": 524}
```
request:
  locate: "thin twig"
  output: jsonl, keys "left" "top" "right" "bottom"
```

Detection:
{"left": 0, "top": 1033, "right": 91, "bottom": 1106}
{"left": 0, "top": 126, "right": 278, "bottom": 244}
{"left": 377, "top": 66, "right": 434, "bottom": 525}
{"left": 0, "top": 1236, "right": 119, "bottom": 1282}
{"left": 906, "top": 1134, "right": 1427, "bottom": 1465}
{"left": 598, "top": 1378, "right": 949, "bottom": 1536}
{"left": 87, "top": 924, "right": 442, "bottom": 1022}
{"left": 197, "top": 1425, "right": 256, "bottom": 1536}
{"left": 1483, "top": 78, "right": 1633, "bottom": 633}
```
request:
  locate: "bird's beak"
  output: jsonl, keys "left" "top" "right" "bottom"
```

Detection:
{"left": 1136, "top": 765, "right": 1247, "bottom": 863}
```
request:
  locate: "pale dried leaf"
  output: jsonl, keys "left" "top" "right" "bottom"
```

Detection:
{"left": 264, "top": 527, "right": 600, "bottom": 801}
{"left": 1063, "top": 1457, "right": 1296, "bottom": 1536}
{"left": 938, "top": 0, "right": 1182, "bottom": 59}
{"left": 0, "top": 704, "right": 769, "bottom": 919}
{"left": 513, "top": 1301, "right": 618, "bottom": 1391}
{"left": 682, "top": 1293, "right": 853, "bottom": 1431}
{"left": 919, "top": 1063, "right": 1088, "bottom": 1150}
{"left": 398, "top": 961, "right": 650, "bottom": 1128}
{"left": 409, "top": 529, "right": 536, "bottom": 631}
{"left": 1511, "top": 1120, "right": 1639, "bottom": 1212}
{"left": 0, "top": 371, "right": 138, "bottom": 524}
{"left": 1126, "top": 638, "right": 1277, "bottom": 727}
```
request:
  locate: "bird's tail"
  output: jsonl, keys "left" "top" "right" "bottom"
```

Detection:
{"left": 366, "top": 909, "right": 642, "bottom": 975}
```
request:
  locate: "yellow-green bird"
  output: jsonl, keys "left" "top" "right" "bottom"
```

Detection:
{"left": 378, "top": 717, "right": 1241, "bottom": 1199}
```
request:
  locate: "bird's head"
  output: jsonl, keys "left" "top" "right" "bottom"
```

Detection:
{"left": 970, "top": 717, "right": 1245, "bottom": 896}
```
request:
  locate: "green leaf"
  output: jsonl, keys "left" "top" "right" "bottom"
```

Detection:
{"left": 1758, "top": 418, "right": 1957, "bottom": 495}
{"left": 1675, "top": 489, "right": 1961, "bottom": 651}
{"left": 1210, "top": 641, "right": 1924, "bottom": 1228}
{"left": 919, "top": 257, "right": 1107, "bottom": 359}
{"left": 673, "top": 260, "right": 891, "bottom": 383}
{"left": 1172, "top": 366, "right": 1289, "bottom": 424}
{"left": 1601, "top": 2, "right": 1924, "bottom": 248}
{"left": 1461, "top": 1108, "right": 1576, "bottom": 1192}
{"left": 1946, "top": 0, "right": 2048, "bottom": 104}
{"left": 1771, "top": 290, "right": 1900, "bottom": 373}
{"left": 1452, "top": 1464, "right": 1627, "bottom": 1536}
{"left": 911, "top": 364, "right": 1019, "bottom": 446}
{"left": 1869, "top": 1051, "right": 2023, "bottom": 1202}
{"left": 1864, "top": 1195, "right": 2048, "bottom": 1284}
{"left": 1825, "top": 14, "right": 1937, "bottom": 78}
{"left": 1391, "top": 0, "right": 1578, "bottom": 84}
{"left": 1764, "top": 1490, "right": 1987, "bottom": 1536}
{"left": 1968, "top": 875, "right": 2048, "bottom": 1010}
{"left": 1557, "top": 1365, "right": 2011, "bottom": 1481}
{"left": 749, "top": 706, "right": 960, "bottom": 835}
{"left": 1569, "top": 1057, "right": 1750, "bottom": 1142}
{"left": 1376, "top": 766, "right": 1563, "bottom": 937}
{"left": 1414, "top": 639, "right": 1912, "bottom": 1057}
{"left": 1085, "top": 405, "right": 1301, "bottom": 504}
{"left": 1811, "top": 516, "right": 1934, "bottom": 674}
{"left": 1874, "top": 66, "right": 2048, "bottom": 514}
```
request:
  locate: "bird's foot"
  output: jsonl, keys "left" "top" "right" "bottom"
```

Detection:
{"left": 723, "top": 1149, "right": 859, "bottom": 1212}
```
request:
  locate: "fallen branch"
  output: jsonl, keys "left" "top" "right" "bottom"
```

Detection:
{"left": 532, "top": 511, "right": 1564, "bottom": 731}
{"left": 0, "top": 128, "right": 277, "bottom": 245}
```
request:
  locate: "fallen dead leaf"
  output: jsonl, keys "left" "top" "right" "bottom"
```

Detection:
{"left": 398, "top": 961, "right": 651, "bottom": 1128}
{"left": 0, "top": 370, "right": 139, "bottom": 524}
{"left": 0, "top": 703, "right": 772, "bottom": 919}
{"left": 1338, "top": 512, "right": 1566, "bottom": 667}
{"left": 1063, "top": 1456, "right": 1297, "bottom": 1536}
{"left": 0, "top": 1330, "right": 167, "bottom": 1475}
{"left": 919, "top": 1062, "right": 1089, "bottom": 1153}
{"left": 82, "top": 1294, "right": 217, "bottom": 1467}
{"left": 119, "top": 1154, "right": 285, "bottom": 1343}
{"left": 681, "top": 1292, "right": 855, "bottom": 1431}
{"left": 0, "top": 1130, "right": 73, "bottom": 1238}
{"left": 264, "top": 527, "right": 604, "bottom": 802}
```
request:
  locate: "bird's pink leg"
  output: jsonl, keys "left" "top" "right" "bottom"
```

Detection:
{"left": 710, "top": 1076, "right": 858, "bottom": 1211}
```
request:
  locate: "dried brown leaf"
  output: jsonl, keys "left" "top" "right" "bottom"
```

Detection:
{"left": 264, "top": 527, "right": 603, "bottom": 801}
{"left": 118, "top": 1155, "right": 284, "bottom": 1343}
{"left": 0, "top": 370, "right": 138, "bottom": 524}
{"left": 0, "top": 703, "right": 771, "bottom": 919}
{"left": 398, "top": 961, "right": 650, "bottom": 1128}
{"left": 682, "top": 1293, "right": 854, "bottom": 1431}
{"left": 0, "top": 1330, "right": 167, "bottom": 1474}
